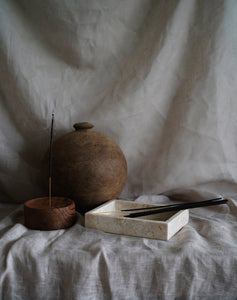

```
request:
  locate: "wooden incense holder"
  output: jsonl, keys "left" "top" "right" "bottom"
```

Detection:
{"left": 24, "top": 197, "right": 76, "bottom": 230}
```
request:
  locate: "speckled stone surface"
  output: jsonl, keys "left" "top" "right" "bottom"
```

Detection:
{"left": 85, "top": 200, "right": 189, "bottom": 240}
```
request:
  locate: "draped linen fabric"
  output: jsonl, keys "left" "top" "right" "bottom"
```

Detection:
{"left": 0, "top": 0, "right": 237, "bottom": 299}
{"left": 0, "top": 191, "right": 237, "bottom": 300}
{"left": 0, "top": 0, "right": 237, "bottom": 202}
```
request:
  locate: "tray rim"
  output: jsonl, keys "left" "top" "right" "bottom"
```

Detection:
{"left": 85, "top": 199, "right": 188, "bottom": 224}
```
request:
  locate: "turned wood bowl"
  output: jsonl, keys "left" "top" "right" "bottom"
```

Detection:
{"left": 24, "top": 197, "right": 76, "bottom": 230}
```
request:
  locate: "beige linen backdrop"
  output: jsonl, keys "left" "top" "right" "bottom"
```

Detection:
{"left": 0, "top": 0, "right": 237, "bottom": 204}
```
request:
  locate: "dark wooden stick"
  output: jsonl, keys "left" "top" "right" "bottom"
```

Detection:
{"left": 121, "top": 197, "right": 223, "bottom": 212}
{"left": 49, "top": 113, "right": 54, "bottom": 208}
{"left": 91, "top": 197, "right": 224, "bottom": 215}
{"left": 124, "top": 198, "right": 228, "bottom": 218}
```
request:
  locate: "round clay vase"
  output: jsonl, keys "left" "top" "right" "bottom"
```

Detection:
{"left": 42, "top": 122, "right": 127, "bottom": 213}
{"left": 24, "top": 197, "right": 76, "bottom": 230}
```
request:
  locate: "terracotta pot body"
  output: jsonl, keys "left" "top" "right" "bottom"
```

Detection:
{"left": 43, "top": 122, "right": 127, "bottom": 213}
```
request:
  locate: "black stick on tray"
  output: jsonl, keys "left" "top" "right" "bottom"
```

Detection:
{"left": 49, "top": 112, "right": 54, "bottom": 208}
{"left": 121, "top": 197, "right": 223, "bottom": 212}
{"left": 124, "top": 198, "right": 228, "bottom": 218}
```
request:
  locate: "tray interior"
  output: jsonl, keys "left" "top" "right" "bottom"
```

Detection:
{"left": 89, "top": 200, "right": 180, "bottom": 222}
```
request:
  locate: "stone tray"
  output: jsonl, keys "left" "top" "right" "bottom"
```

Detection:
{"left": 85, "top": 200, "right": 189, "bottom": 240}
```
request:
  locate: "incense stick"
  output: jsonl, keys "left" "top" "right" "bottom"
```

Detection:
{"left": 49, "top": 113, "right": 54, "bottom": 208}
{"left": 90, "top": 197, "right": 223, "bottom": 215}
{"left": 124, "top": 198, "right": 228, "bottom": 218}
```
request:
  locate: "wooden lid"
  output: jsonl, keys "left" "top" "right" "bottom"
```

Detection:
{"left": 73, "top": 122, "right": 94, "bottom": 131}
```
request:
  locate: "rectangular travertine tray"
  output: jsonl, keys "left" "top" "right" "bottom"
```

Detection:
{"left": 85, "top": 200, "right": 189, "bottom": 240}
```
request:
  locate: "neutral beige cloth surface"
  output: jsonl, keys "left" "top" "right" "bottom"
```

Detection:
{"left": 0, "top": 190, "right": 236, "bottom": 300}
